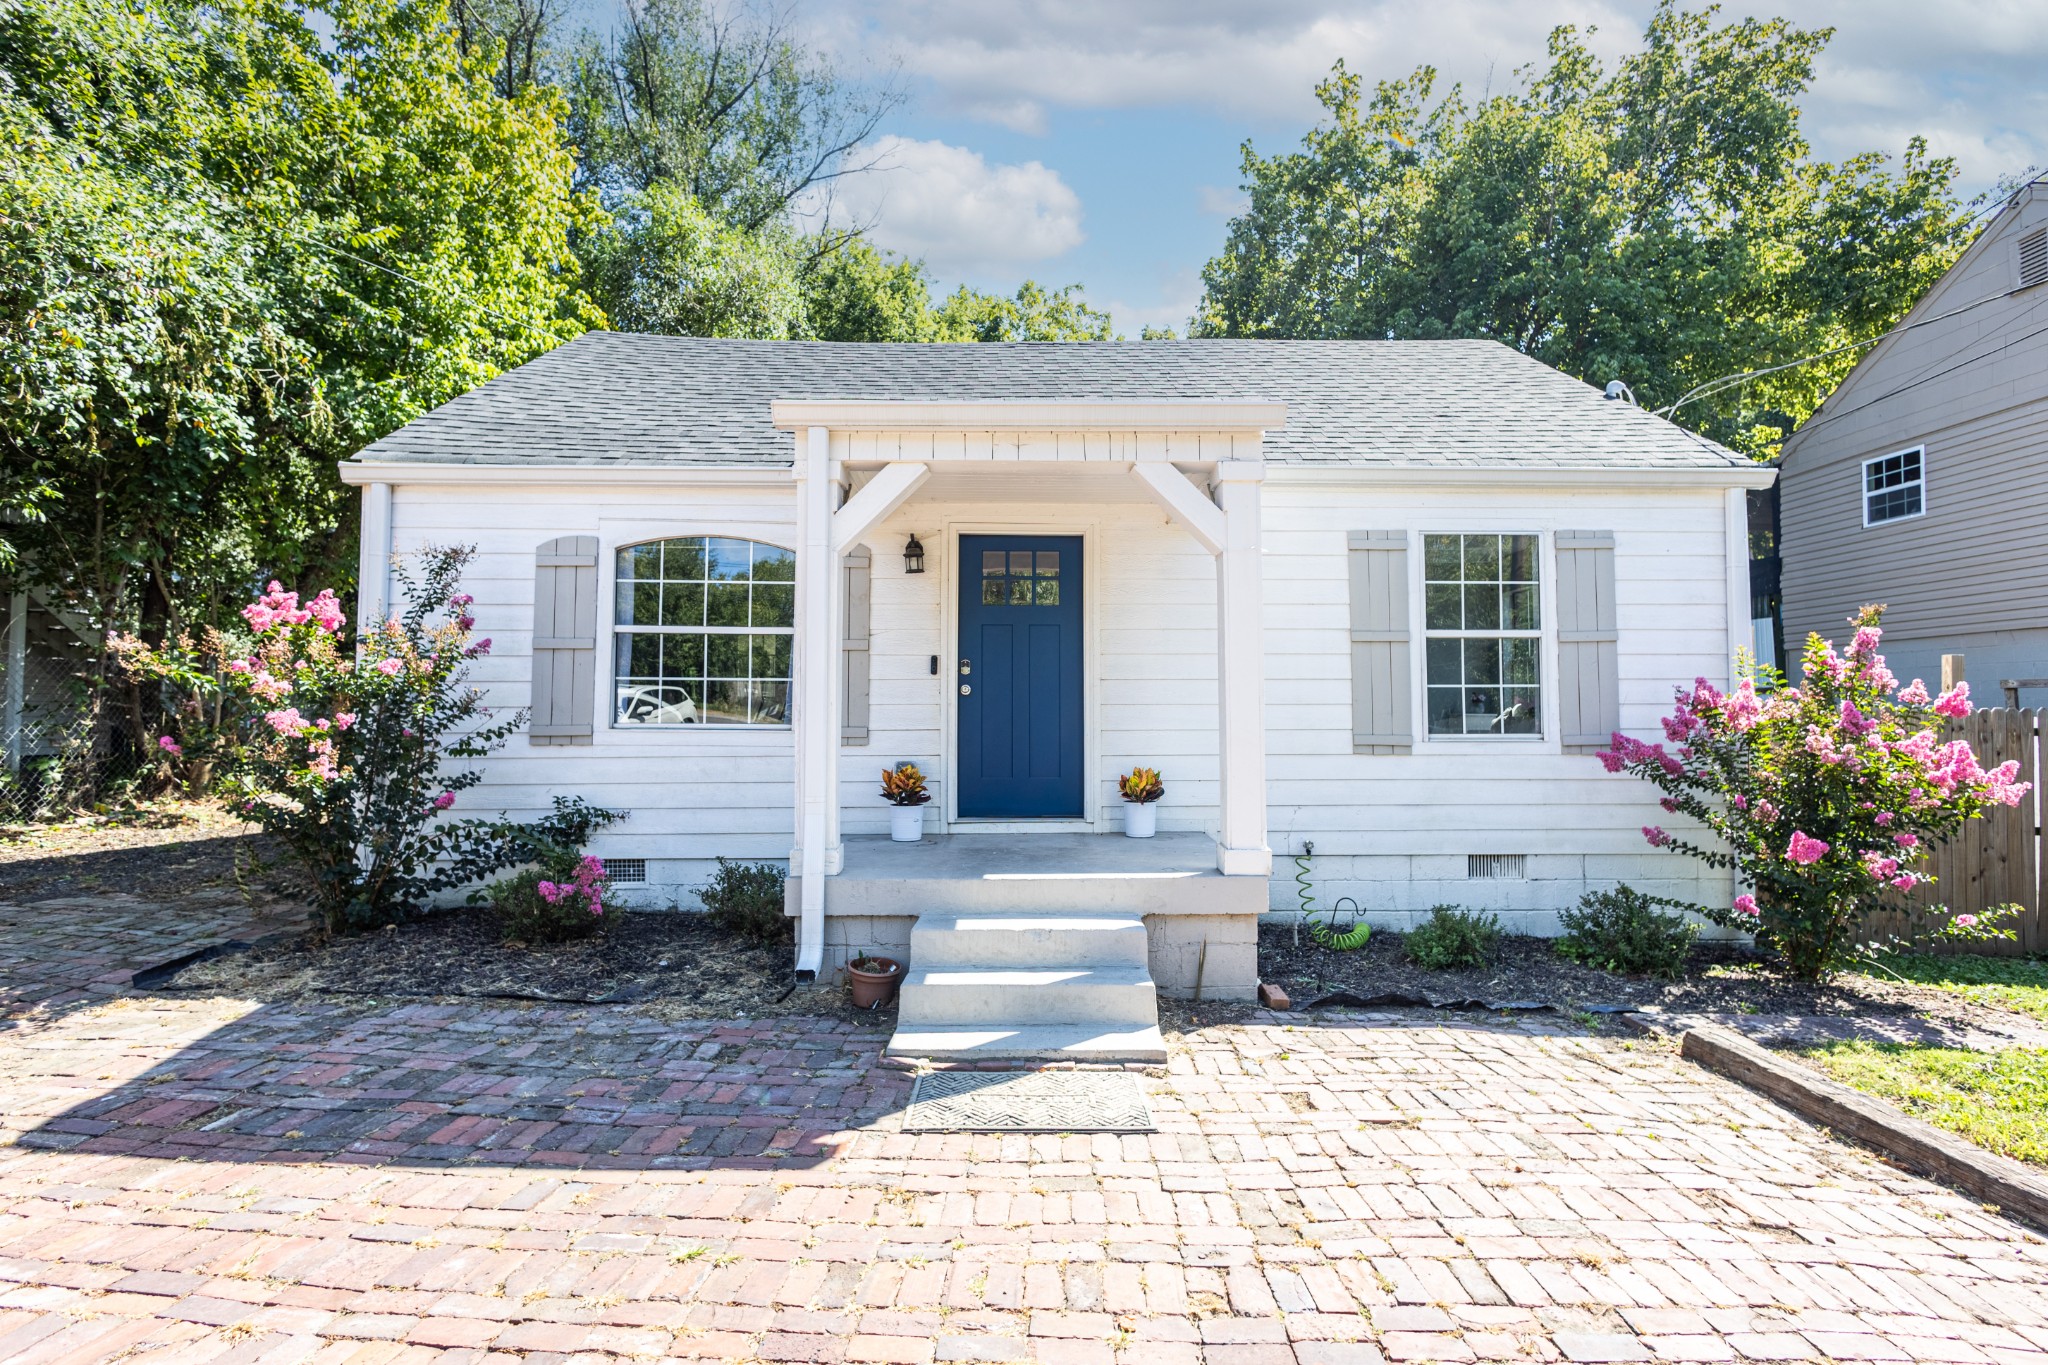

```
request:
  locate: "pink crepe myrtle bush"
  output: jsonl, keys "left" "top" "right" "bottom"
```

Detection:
{"left": 219, "top": 546, "right": 619, "bottom": 934}
{"left": 104, "top": 627, "right": 249, "bottom": 798}
{"left": 487, "top": 853, "right": 615, "bottom": 945}
{"left": 1600, "top": 605, "right": 2027, "bottom": 980}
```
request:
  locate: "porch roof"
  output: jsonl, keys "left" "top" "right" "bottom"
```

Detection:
{"left": 352, "top": 333, "right": 1751, "bottom": 474}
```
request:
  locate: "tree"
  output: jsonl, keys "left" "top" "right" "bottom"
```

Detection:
{"left": 563, "top": 0, "right": 898, "bottom": 230}
{"left": 1, "top": 0, "right": 598, "bottom": 646}
{"left": 582, "top": 181, "right": 807, "bottom": 337}
{"left": 804, "top": 239, "right": 950, "bottom": 343}
{"left": 1193, "top": 4, "right": 1977, "bottom": 457}
{"left": 933, "top": 281, "right": 1115, "bottom": 343}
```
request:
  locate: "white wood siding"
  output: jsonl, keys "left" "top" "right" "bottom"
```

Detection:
{"left": 391, "top": 473, "right": 1738, "bottom": 925}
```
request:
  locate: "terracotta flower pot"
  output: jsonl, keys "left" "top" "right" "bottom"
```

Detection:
{"left": 847, "top": 956, "right": 902, "bottom": 1009}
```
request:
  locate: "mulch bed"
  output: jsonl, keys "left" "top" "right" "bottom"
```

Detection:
{"left": 0, "top": 802, "right": 284, "bottom": 903}
{"left": 159, "top": 906, "right": 893, "bottom": 1023}
{"left": 1257, "top": 921, "right": 2039, "bottom": 1038}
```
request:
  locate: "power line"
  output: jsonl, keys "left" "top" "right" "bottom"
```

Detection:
{"left": 1788, "top": 307, "right": 2048, "bottom": 441}
{"left": 1656, "top": 279, "right": 2037, "bottom": 421}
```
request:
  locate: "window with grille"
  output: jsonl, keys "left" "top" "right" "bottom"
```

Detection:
{"left": 613, "top": 537, "right": 794, "bottom": 726}
{"left": 2020, "top": 226, "right": 2047, "bottom": 290}
{"left": 1862, "top": 447, "right": 1925, "bottom": 527}
{"left": 1423, "top": 533, "right": 1542, "bottom": 736}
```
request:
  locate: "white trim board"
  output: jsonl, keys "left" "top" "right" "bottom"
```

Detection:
{"left": 339, "top": 462, "right": 794, "bottom": 487}
{"left": 771, "top": 400, "right": 1289, "bottom": 432}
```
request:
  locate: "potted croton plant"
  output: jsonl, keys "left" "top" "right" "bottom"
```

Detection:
{"left": 882, "top": 762, "right": 931, "bottom": 842}
{"left": 1118, "top": 766, "right": 1164, "bottom": 838}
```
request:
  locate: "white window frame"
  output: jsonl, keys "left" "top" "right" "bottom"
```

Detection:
{"left": 610, "top": 533, "right": 797, "bottom": 730}
{"left": 1861, "top": 445, "right": 1926, "bottom": 528}
{"left": 1417, "top": 530, "right": 1548, "bottom": 743}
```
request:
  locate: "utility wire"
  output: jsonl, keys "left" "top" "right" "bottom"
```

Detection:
{"left": 1656, "top": 280, "right": 2037, "bottom": 421}
{"left": 1786, "top": 307, "right": 2048, "bottom": 441}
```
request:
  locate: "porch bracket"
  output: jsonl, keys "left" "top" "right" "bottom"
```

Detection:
{"left": 1129, "top": 463, "right": 1226, "bottom": 555}
{"left": 832, "top": 461, "right": 930, "bottom": 556}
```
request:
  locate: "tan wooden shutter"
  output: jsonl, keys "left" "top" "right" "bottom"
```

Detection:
{"left": 842, "top": 547, "right": 871, "bottom": 746}
{"left": 530, "top": 536, "right": 598, "bottom": 745}
{"left": 1556, "top": 530, "right": 1619, "bottom": 753}
{"left": 1348, "top": 531, "right": 1413, "bottom": 753}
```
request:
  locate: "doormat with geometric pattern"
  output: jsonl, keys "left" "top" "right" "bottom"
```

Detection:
{"left": 902, "top": 1071, "right": 1155, "bottom": 1133}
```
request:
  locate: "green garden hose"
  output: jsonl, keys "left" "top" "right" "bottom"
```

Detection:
{"left": 1295, "top": 842, "right": 1370, "bottom": 951}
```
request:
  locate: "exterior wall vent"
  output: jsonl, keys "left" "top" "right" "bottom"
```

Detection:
{"left": 2021, "top": 226, "right": 2048, "bottom": 290}
{"left": 1467, "top": 853, "right": 1526, "bottom": 880}
{"left": 602, "top": 857, "right": 648, "bottom": 883}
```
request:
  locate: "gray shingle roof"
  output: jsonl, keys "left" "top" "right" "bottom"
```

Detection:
{"left": 352, "top": 332, "right": 1747, "bottom": 470}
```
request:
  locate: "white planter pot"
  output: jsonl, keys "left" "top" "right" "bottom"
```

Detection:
{"left": 889, "top": 805, "right": 925, "bottom": 842}
{"left": 1123, "top": 801, "right": 1158, "bottom": 838}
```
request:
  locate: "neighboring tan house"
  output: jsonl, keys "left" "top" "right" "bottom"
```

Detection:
{"left": 343, "top": 334, "right": 1770, "bottom": 1060}
{"left": 1779, "top": 180, "right": 2048, "bottom": 700}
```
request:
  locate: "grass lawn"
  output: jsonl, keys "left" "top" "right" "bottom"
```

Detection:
{"left": 1867, "top": 952, "right": 2048, "bottom": 1022}
{"left": 1798, "top": 1040, "right": 2048, "bottom": 1167}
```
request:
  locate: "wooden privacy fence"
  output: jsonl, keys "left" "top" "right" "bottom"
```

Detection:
{"left": 1857, "top": 708, "right": 2047, "bottom": 957}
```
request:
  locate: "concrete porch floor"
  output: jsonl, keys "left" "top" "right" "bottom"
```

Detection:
{"left": 838, "top": 829, "right": 1221, "bottom": 880}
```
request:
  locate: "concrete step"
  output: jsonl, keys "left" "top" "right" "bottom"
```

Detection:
{"left": 896, "top": 965, "right": 1159, "bottom": 1028}
{"left": 885, "top": 1023, "right": 1168, "bottom": 1064}
{"left": 910, "top": 913, "right": 1149, "bottom": 970}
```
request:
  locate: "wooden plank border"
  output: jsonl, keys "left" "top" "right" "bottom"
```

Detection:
{"left": 1681, "top": 1025, "right": 2048, "bottom": 1230}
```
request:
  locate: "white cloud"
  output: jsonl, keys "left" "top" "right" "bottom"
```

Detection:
{"left": 1197, "top": 185, "right": 1250, "bottom": 217}
{"left": 809, "top": 0, "right": 2047, "bottom": 190}
{"left": 822, "top": 134, "right": 1086, "bottom": 275}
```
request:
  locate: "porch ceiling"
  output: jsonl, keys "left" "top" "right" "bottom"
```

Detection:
{"left": 850, "top": 461, "right": 1169, "bottom": 505}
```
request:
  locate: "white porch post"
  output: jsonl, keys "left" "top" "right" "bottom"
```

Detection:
{"left": 793, "top": 426, "right": 841, "bottom": 977}
{"left": 1213, "top": 461, "right": 1271, "bottom": 876}
{"left": 356, "top": 482, "right": 393, "bottom": 627}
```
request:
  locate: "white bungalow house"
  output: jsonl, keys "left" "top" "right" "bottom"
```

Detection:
{"left": 341, "top": 334, "right": 1771, "bottom": 1060}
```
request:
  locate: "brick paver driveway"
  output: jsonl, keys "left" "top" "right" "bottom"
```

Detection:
{"left": 1, "top": 895, "right": 2045, "bottom": 1364}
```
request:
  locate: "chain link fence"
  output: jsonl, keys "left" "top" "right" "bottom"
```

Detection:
{"left": 1, "top": 714, "right": 153, "bottom": 825}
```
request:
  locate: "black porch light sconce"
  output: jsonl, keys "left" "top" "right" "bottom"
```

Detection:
{"left": 903, "top": 533, "right": 926, "bottom": 574}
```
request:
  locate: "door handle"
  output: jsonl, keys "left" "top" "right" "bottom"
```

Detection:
{"left": 959, "top": 683, "right": 972, "bottom": 696}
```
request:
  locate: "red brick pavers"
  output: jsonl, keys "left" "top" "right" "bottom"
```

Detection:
{"left": 1, "top": 901, "right": 2046, "bottom": 1363}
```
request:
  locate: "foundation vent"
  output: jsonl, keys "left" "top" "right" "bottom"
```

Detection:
{"left": 1467, "top": 854, "right": 1526, "bottom": 880}
{"left": 602, "top": 858, "right": 648, "bottom": 884}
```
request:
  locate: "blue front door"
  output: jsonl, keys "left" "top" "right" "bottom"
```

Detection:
{"left": 957, "top": 535, "right": 1084, "bottom": 819}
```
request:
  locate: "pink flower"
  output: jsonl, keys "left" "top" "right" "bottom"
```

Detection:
{"left": 450, "top": 594, "right": 473, "bottom": 608}
{"left": 1861, "top": 851, "right": 1901, "bottom": 881}
{"left": 1642, "top": 825, "right": 1671, "bottom": 848}
{"left": 156, "top": 735, "right": 182, "bottom": 756}
{"left": 1893, "top": 832, "right": 1918, "bottom": 848}
{"left": 1889, "top": 874, "right": 1917, "bottom": 890}
{"left": 307, "top": 589, "right": 346, "bottom": 634}
{"left": 1933, "top": 682, "right": 1971, "bottom": 718}
{"left": 1733, "top": 894, "right": 1759, "bottom": 917}
{"left": 467, "top": 638, "right": 492, "bottom": 658}
{"left": 537, "top": 880, "right": 565, "bottom": 903}
{"left": 1954, "top": 913, "right": 1978, "bottom": 928}
{"left": 1874, "top": 810, "right": 1894, "bottom": 827}
{"left": 1730, "top": 793, "right": 1748, "bottom": 810}
{"left": 1785, "top": 831, "right": 1829, "bottom": 865}
{"left": 248, "top": 670, "right": 291, "bottom": 702}
{"left": 1849, "top": 624, "right": 1883, "bottom": 656}
{"left": 432, "top": 791, "right": 455, "bottom": 810}
{"left": 306, "top": 737, "right": 339, "bottom": 781}
{"left": 374, "top": 658, "right": 404, "bottom": 675}
{"left": 1897, "top": 679, "right": 1931, "bottom": 706}
{"left": 334, "top": 712, "right": 356, "bottom": 731}
{"left": 225, "top": 658, "right": 251, "bottom": 674}
{"left": 456, "top": 615, "right": 476, "bottom": 631}
{"left": 1660, "top": 798, "right": 1678, "bottom": 813}
{"left": 265, "top": 707, "right": 307, "bottom": 735}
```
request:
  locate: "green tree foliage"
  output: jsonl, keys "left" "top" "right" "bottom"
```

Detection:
{"left": 583, "top": 182, "right": 807, "bottom": 337}
{"left": 0, "top": 0, "right": 598, "bottom": 643}
{"left": 563, "top": 0, "right": 897, "bottom": 228}
{"left": 1193, "top": 3, "right": 1977, "bottom": 457}
{"left": 933, "top": 280, "right": 1115, "bottom": 343}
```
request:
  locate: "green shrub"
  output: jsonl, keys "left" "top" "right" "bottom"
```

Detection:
{"left": 1556, "top": 886, "right": 1698, "bottom": 979}
{"left": 489, "top": 852, "right": 615, "bottom": 945}
{"left": 701, "top": 858, "right": 790, "bottom": 943}
{"left": 1404, "top": 906, "right": 1501, "bottom": 970}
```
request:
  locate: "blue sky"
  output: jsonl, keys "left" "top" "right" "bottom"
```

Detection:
{"left": 792, "top": 0, "right": 2048, "bottom": 336}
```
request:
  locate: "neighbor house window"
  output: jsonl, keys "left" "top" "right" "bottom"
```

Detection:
{"left": 1424, "top": 533, "right": 1541, "bottom": 736}
{"left": 1862, "top": 447, "right": 1924, "bottom": 526}
{"left": 613, "top": 537, "right": 793, "bottom": 726}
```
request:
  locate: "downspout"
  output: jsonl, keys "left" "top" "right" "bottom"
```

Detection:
{"left": 794, "top": 427, "right": 833, "bottom": 978}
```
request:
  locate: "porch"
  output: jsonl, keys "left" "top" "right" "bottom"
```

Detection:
{"left": 786, "top": 830, "right": 1265, "bottom": 997}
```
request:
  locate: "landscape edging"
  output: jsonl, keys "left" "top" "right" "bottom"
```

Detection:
{"left": 1679, "top": 1023, "right": 2048, "bottom": 1230}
